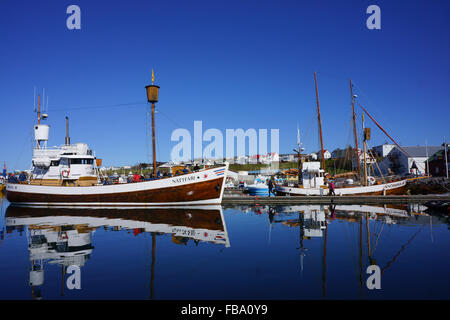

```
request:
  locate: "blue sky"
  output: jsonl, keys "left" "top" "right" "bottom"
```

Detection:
{"left": 0, "top": 0, "right": 449, "bottom": 170}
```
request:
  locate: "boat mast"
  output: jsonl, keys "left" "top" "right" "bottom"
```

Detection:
{"left": 36, "top": 94, "right": 41, "bottom": 149}
{"left": 362, "top": 113, "right": 368, "bottom": 186}
{"left": 296, "top": 124, "right": 302, "bottom": 185}
{"left": 445, "top": 137, "right": 449, "bottom": 179}
{"left": 151, "top": 102, "right": 157, "bottom": 177}
{"left": 145, "top": 70, "right": 160, "bottom": 178}
{"left": 359, "top": 216, "right": 363, "bottom": 297}
{"left": 425, "top": 140, "right": 429, "bottom": 177}
{"left": 65, "top": 116, "right": 70, "bottom": 145}
{"left": 314, "top": 72, "right": 326, "bottom": 171}
{"left": 350, "top": 80, "right": 361, "bottom": 176}
{"left": 37, "top": 94, "right": 40, "bottom": 125}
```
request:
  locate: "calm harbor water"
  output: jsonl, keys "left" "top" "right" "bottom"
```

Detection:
{"left": 0, "top": 195, "right": 448, "bottom": 300}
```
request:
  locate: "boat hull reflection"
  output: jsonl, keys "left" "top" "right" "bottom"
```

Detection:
{"left": 5, "top": 205, "right": 230, "bottom": 247}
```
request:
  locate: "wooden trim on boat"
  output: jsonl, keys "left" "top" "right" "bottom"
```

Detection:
{"left": 6, "top": 177, "right": 224, "bottom": 204}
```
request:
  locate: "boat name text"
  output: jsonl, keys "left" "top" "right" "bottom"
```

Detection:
{"left": 171, "top": 176, "right": 197, "bottom": 184}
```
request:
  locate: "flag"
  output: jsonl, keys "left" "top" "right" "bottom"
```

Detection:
{"left": 152, "top": 69, "right": 155, "bottom": 84}
{"left": 2, "top": 162, "right": 6, "bottom": 178}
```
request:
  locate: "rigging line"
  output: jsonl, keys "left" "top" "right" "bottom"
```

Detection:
{"left": 366, "top": 142, "right": 386, "bottom": 183}
{"left": 49, "top": 101, "right": 147, "bottom": 112}
{"left": 352, "top": 82, "right": 403, "bottom": 143}
{"left": 13, "top": 127, "right": 33, "bottom": 172}
{"left": 370, "top": 217, "right": 379, "bottom": 254}
{"left": 357, "top": 103, "right": 411, "bottom": 157}
{"left": 301, "top": 113, "right": 316, "bottom": 153}
{"left": 156, "top": 108, "right": 186, "bottom": 129}
{"left": 359, "top": 102, "right": 427, "bottom": 173}
{"left": 372, "top": 220, "right": 385, "bottom": 254}
{"left": 157, "top": 109, "right": 161, "bottom": 166}
{"left": 350, "top": 82, "right": 382, "bottom": 112}
{"left": 316, "top": 71, "right": 352, "bottom": 82}
{"left": 381, "top": 226, "right": 423, "bottom": 276}
{"left": 342, "top": 216, "right": 359, "bottom": 281}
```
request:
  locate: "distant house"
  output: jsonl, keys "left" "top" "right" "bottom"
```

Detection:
{"left": 428, "top": 144, "right": 450, "bottom": 177}
{"left": 317, "top": 150, "right": 331, "bottom": 160}
{"left": 266, "top": 152, "right": 279, "bottom": 163}
{"left": 246, "top": 153, "right": 280, "bottom": 164}
{"left": 235, "top": 156, "right": 249, "bottom": 164}
{"left": 280, "top": 154, "right": 295, "bottom": 162}
{"left": 309, "top": 153, "right": 318, "bottom": 160}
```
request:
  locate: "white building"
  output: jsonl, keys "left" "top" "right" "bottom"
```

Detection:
{"left": 378, "top": 145, "right": 441, "bottom": 175}
{"left": 317, "top": 150, "right": 331, "bottom": 160}
{"left": 309, "top": 153, "right": 318, "bottom": 160}
{"left": 372, "top": 144, "right": 396, "bottom": 158}
{"left": 280, "top": 154, "right": 295, "bottom": 162}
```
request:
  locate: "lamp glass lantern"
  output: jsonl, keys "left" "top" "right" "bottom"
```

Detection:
{"left": 145, "top": 85, "right": 160, "bottom": 103}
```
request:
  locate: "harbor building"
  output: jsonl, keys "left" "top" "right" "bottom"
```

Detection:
{"left": 428, "top": 144, "right": 450, "bottom": 177}
{"left": 378, "top": 145, "right": 441, "bottom": 175}
{"left": 372, "top": 143, "right": 396, "bottom": 158}
{"left": 317, "top": 150, "right": 331, "bottom": 160}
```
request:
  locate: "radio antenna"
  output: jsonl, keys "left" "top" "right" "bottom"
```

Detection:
{"left": 42, "top": 88, "right": 45, "bottom": 114}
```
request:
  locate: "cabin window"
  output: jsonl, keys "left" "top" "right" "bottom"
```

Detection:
{"left": 69, "top": 158, "right": 93, "bottom": 165}
{"left": 50, "top": 160, "right": 60, "bottom": 166}
{"left": 60, "top": 158, "right": 69, "bottom": 166}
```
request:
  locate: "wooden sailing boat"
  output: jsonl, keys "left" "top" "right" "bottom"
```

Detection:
{"left": 276, "top": 73, "right": 407, "bottom": 196}
{"left": 6, "top": 72, "right": 229, "bottom": 206}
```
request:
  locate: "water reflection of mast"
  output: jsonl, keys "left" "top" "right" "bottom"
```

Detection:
{"left": 322, "top": 214, "right": 328, "bottom": 299}
{"left": 150, "top": 232, "right": 156, "bottom": 300}
{"left": 366, "top": 212, "right": 373, "bottom": 265}
{"left": 268, "top": 207, "right": 275, "bottom": 245}
{"left": 359, "top": 215, "right": 363, "bottom": 298}
{"left": 298, "top": 211, "right": 306, "bottom": 275}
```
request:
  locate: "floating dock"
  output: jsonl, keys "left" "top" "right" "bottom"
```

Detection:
{"left": 222, "top": 194, "right": 450, "bottom": 205}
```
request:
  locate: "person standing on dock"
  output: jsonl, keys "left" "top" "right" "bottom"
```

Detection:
{"left": 268, "top": 179, "right": 274, "bottom": 197}
{"left": 329, "top": 180, "right": 335, "bottom": 196}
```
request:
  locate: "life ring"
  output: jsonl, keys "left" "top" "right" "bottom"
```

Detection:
{"left": 61, "top": 169, "right": 70, "bottom": 178}
{"left": 367, "top": 176, "right": 376, "bottom": 185}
